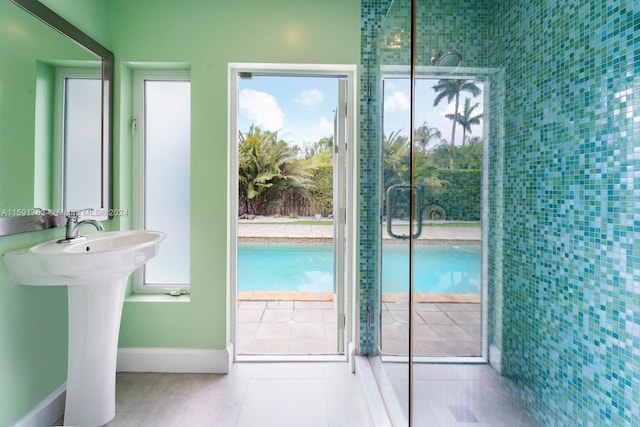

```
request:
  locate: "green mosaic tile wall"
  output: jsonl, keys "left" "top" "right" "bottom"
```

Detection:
{"left": 488, "top": 0, "right": 640, "bottom": 425}
{"left": 360, "top": 0, "right": 638, "bottom": 425}
{"left": 359, "top": 0, "right": 394, "bottom": 355}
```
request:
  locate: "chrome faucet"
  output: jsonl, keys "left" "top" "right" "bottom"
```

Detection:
{"left": 58, "top": 211, "right": 104, "bottom": 243}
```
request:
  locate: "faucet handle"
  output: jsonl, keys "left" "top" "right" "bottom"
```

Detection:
{"left": 66, "top": 210, "right": 80, "bottom": 223}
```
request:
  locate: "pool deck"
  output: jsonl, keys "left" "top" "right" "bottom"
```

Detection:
{"left": 239, "top": 220, "right": 481, "bottom": 242}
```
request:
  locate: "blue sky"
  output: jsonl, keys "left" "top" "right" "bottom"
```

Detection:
{"left": 238, "top": 76, "right": 484, "bottom": 149}
{"left": 238, "top": 75, "right": 338, "bottom": 151}
{"left": 383, "top": 78, "right": 485, "bottom": 147}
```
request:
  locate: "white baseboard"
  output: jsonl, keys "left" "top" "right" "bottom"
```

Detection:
{"left": 489, "top": 344, "right": 502, "bottom": 374}
{"left": 13, "top": 383, "right": 66, "bottom": 427}
{"left": 117, "top": 344, "right": 233, "bottom": 374}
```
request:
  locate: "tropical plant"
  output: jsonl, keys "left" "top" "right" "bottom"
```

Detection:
{"left": 304, "top": 136, "right": 333, "bottom": 159}
{"left": 446, "top": 98, "right": 483, "bottom": 145}
{"left": 458, "top": 136, "right": 483, "bottom": 169}
{"left": 309, "top": 164, "right": 333, "bottom": 216}
{"left": 428, "top": 141, "right": 459, "bottom": 169}
{"left": 238, "top": 125, "right": 316, "bottom": 215}
{"left": 305, "top": 136, "right": 333, "bottom": 216}
{"left": 414, "top": 121, "right": 442, "bottom": 154}
{"left": 426, "top": 137, "right": 483, "bottom": 170}
{"left": 383, "top": 130, "right": 411, "bottom": 190}
{"left": 432, "top": 79, "right": 481, "bottom": 146}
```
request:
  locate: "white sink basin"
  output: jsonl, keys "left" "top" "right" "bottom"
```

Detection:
{"left": 3, "top": 229, "right": 165, "bottom": 426}
{"left": 3, "top": 230, "right": 164, "bottom": 285}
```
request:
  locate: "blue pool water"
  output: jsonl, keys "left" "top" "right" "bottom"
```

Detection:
{"left": 238, "top": 244, "right": 480, "bottom": 294}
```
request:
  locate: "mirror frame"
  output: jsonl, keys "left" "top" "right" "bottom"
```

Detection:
{"left": 0, "top": 0, "right": 113, "bottom": 236}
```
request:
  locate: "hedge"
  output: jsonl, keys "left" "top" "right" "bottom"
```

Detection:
{"left": 422, "top": 169, "right": 481, "bottom": 221}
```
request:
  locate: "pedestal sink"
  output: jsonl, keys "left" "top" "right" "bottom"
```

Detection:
{"left": 3, "top": 230, "right": 164, "bottom": 427}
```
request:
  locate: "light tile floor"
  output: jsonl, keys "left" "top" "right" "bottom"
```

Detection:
{"left": 55, "top": 363, "right": 373, "bottom": 427}
{"left": 381, "top": 363, "right": 539, "bottom": 426}
{"left": 54, "top": 362, "right": 538, "bottom": 427}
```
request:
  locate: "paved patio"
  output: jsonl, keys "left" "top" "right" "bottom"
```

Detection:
{"left": 237, "top": 299, "right": 481, "bottom": 357}
{"left": 239, "top": 217, "right": 481, "bottom": 242}
{"left": 237, "top": 300, "right": 338, "bottom": 355}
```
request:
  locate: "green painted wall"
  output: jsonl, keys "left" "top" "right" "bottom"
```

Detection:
{"left": 0, "top": 0, "right": 357, "bottom": 421}
{"left": 0, "top": 1, "right": 111, "bottom": 424}
{"left": 0, "top": 230, "right": 68, "bottom": 427}
{"left": 40, "top": 0, "right": 111, "bottom": 47}
{"left": 111, "top": 0, "right": 360, "bottom": 349}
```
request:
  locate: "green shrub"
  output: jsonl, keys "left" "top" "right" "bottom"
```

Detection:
{"left": 423, "top": 169, "right": 481, "bottom": 221}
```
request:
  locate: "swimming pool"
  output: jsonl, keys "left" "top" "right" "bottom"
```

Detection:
{"left": 238, "top": 243, "right": 480, "bottom": 294}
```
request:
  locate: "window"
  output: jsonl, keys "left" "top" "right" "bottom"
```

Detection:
{"left": 54, "top": 68, "right": 102, "bottom": 210}
{"left": 133, "top": 70, "right": 191, "bottom": 293}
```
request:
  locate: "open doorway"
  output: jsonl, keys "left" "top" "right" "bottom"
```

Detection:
{"left": 228, "top": 64, "right": 356, "bottom": 359}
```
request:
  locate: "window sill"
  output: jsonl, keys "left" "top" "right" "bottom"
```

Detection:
{"left": 124, "top": 293, "right": 191, "bottom": 303}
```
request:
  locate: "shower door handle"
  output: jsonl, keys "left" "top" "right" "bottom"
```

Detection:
{"left": 386, "top": 184, "right": 422, "bottom": 240}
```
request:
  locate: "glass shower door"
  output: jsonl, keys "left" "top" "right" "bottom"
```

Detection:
{"left": 381, "top": 74, "right": 486, "bottom": 423}
{"left": 378, "top": 1, "right": 486, "bottom": 423}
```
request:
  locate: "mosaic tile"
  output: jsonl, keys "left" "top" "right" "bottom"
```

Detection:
{"left": 488, "top": 0, "right": 639, "bottom": 425}
{"left": 360, "top": 0, "right": 638, "bottom": 425}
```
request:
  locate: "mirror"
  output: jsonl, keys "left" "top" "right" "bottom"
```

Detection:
{"left": 0, "top": 0, "right": 113, "bottom": 236}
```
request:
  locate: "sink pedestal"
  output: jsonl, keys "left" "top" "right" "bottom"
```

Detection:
{"left": 2, "top": 230, "right": 165, "bottom": 427}
{"left": 64, "top": 278, "right": 127, "bottom": 427}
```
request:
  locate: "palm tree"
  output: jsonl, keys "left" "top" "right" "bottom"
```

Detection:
{"left": 458, "top": 136, "right": 483, "bottom": 169}
{"left": 432, "top": 79, "right": 481, "bottom": 146}
{"left": 414, "top": 121, "right": 442, "bottom": 154}
{"left": 238, "top": 125, "right": 316, "bottom": 215}
{"left": 446, "top": 98, "right": 483, "bottom": 145}
{"left": 428, "top": 141, "right": 458, "bottom": 169}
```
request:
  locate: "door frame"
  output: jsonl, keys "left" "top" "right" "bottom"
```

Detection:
{"left": 227, "top": 63, "right": 358, "bottom": 361}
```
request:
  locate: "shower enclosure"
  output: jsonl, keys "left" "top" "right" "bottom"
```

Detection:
{"left": 361, "top": 1, "right": 534, "bottom": 425}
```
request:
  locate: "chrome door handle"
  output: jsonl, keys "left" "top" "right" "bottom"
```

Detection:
{"left": 385, "top": 184, "right": 422, "bottom": 240}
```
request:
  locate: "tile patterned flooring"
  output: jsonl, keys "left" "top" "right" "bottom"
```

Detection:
{"left": 66, "top": 363, "right": 373, "bottom": 427}
{"left": 54, "top": 362, "right": 537, "bottom": 426}
{"left": 381, "top": 363, "right": 539, "bottom": 426}
{"left": 237, "top": 299, "right": 482, "bottom": 358}
{"left": 382, "top": 302, "right": 482, "bottom": 357}
{"left": 237, "top": 300, "right": 339, "bottom": 355}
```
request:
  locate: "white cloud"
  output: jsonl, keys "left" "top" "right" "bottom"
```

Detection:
{"left": 311, "top": 116, "right": 334, "bottom": 138}
{"left": 295, "top": 116, "right": 334, "bottom": 146}
{"left": 384, "top": 90, "right": 410, "bottom": 112}
{"left": 294, "top": 89, "right": 324, "bottom": 107}
{"left": 385, "top": 81, "right": 399, "bottom": 91}
{"left": 239, "top": 89, "right": 284, "bottom": 131}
